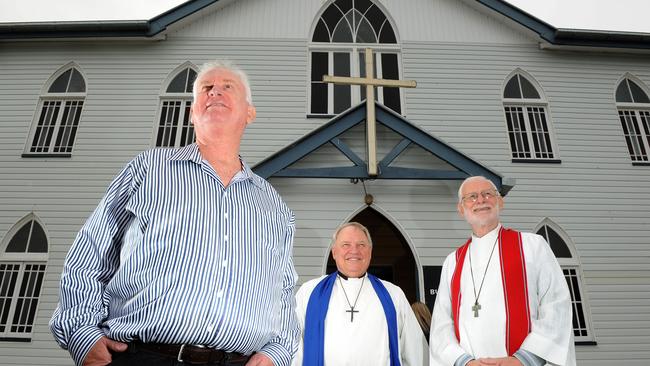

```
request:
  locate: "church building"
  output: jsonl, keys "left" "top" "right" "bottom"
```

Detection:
{"left": 1, "top": 0, "right": 649, "bottom": 364}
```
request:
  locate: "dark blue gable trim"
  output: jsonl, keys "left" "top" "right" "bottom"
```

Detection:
{"left": 146, "top": 0, "right": 218, "bottom": 36}
{"left": 476, "top": 0, "right": 556, "bottom": 43}
{"left": 253, "top": 103, "right": 513, "bottom": 195}
{"left": 253, "top": 105, "right": 366, "bottom": 178}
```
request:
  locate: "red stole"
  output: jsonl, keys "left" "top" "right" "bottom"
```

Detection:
{"left": 450, "top": 227, "right": 531, "bottom": 356}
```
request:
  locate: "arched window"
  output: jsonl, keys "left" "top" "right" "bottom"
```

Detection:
{"left": 502, "top": 71, "right": 558, "bottom": 162}
{"left": 25, "top": 64, "right": 86, "bottom": 156}
{"left": 535, "top": 219, "right": 595, "bottom": 343}
{"left": 0, "top": 215, "right": 48, "bottom": 340}
{"left": 310, "top": 0, "right": 402, "bottom": 116}
{"left": 155, "top": 64, "right": 197, "bottom": 148}
{"left": 615, "top": 76, "right": 650, "bottom": 163}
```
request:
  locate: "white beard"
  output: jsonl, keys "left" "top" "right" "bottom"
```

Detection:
{"left": 464, "top": 204, "right": 500, "bottom": 229}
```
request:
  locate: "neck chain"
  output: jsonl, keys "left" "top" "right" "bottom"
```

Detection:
{"left": 338, "top": 275, "right": 365, "bottom": 322}
{"left": 468, "top": 232, "right": 499, "bottom": 317}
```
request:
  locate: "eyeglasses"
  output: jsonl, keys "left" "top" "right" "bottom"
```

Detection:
{"left": 461, "top": 189, "right": 499, "bottom": 204}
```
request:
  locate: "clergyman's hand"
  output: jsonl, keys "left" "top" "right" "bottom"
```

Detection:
{"left": 82, "top": 336, "right": 128, "bottom": 366}
{"left": 245, "top": 352, "right": 274, "bottom": 366}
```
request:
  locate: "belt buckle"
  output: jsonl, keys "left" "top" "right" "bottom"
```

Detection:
{"left": 177, "top": 344, "right": 187, "bottom": 362}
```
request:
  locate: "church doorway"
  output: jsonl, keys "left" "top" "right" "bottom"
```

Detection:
{"left": 327, "top": 207, "right": 419, "bottom": 304}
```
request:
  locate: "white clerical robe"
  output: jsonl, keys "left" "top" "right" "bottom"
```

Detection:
{"left": 429, "top": 225, "right": 576, "bottom": 366}
{"left": 293, "top": 274, "right": 429, "bottom": 366}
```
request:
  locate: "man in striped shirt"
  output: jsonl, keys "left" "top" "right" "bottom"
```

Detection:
{"left": 50, "top": 60, "right": 299, "bottom": 366}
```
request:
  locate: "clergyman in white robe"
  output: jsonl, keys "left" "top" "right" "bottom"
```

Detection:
{"left": 429, "top": 225, "right": 576, "bottom": 366}
{"left": 293, "top": 273, "right": 429, "bottom": 366}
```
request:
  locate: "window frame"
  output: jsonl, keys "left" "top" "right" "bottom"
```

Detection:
{"left": 23, "top": 64, "right": 87, "bottom": 157}
{"left": 308, "top": 45, "right": 403, "bottom": 116}
{"left": 502, "top": 71, "right": 560, "bottom": 163}
{"left": 535, "top": 219, "right": 595, "bottom": 344}
{"left": 152, "top": 63, "right": 197, "bottom": 148}
{"left": 615, "top": 76, "right": 650, "bottom": 165}
{"left": 0, "top": 215, "right": 48, "bottom": 341}
{"left": 308, "top": 0, "right": 405, "bottom": 117}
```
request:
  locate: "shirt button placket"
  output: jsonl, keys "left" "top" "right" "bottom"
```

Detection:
{"left": 207, "top": 187, "right": 230, "bottom": 337}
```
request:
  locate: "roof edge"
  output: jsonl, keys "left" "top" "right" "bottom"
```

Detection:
{"left": 2, "top": 0, "right": 650, "bottom": 49}
{"left": 146, "top": 0, "right": 220, "bottom": 36}
{"left": 0, "top": 0, "right": 221, "bottom": 40}
{"left": 477, "top": 0, "right": 650, "bottom": 50}
{"left": 0, "top": 20, "right": 151, "bottom": 39}
{"left": 474, "top": 0, "right": 557, "bottom": 42}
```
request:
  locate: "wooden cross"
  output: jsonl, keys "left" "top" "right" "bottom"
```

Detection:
{"left": 323, "top": 48, "right": 417, "bottom": 176}
{"left": 346, "top": 307, "right": 359, "bottom": 322}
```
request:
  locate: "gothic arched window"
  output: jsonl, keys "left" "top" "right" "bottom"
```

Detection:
{"left": 502, "top": 71, "right": 559, "bottom": 162}
{"left": 536, "top": 220, "right": 595, "bottom": 343}
{"left": 615, "top": 76, "right": 650, "bottom": 163}
{"left": 155, "top": 64, "right": 197, "bottom": 148}
{"left": 309, "top": 0, "right": 402, "bottom": 116}
{"left": 0, "top": 215, "right": 48, "bottom": 340}
{"left": 25, "top": 64, "right": 86, "bottom": 156}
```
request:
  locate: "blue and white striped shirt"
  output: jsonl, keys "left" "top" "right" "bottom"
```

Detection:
{"left": 50, "top": 144, "right": 299, "bottom": 366}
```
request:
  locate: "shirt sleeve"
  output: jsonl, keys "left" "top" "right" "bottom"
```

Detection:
{"left": 258, "top": 215, "right": 300, "bottom": 366}
{"left": 49, "top": 155, "right": 145, "bottom": 365}
{"left": 429, "top": 254, "right": 468, "bottom": 366}
{"left": 514, "top": 349, "right": 546, "bottom": 366}
{"left": 454, "top": 353, "right": 474, "bottom": 366}
{"left": 290, "top": 281, "right": 312, "bottom": 366}
{"left": 395, "top": 288, "right": 429, "bottom": 366}
{"left": 519, "top": 233, "right": 575, "bottom": 366}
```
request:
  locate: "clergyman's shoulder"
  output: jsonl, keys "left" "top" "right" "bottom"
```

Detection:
{"left": 519, "top": 231, "right": 551, "bottom": 251}
{"left": 378, "top": 278, "right": 408, "bottom": 298}
{"left": 378, "top": 278, "right": 399, "bottom": 290}
{"left": 296, "top": 275, "right": 328, "bottom": 297}
{"left": 519, "top": 230, "right": 544, "bottom": 240}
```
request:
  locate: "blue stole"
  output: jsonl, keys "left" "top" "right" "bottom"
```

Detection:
{"left": 302, "top": 272, "right": 401, "bottom": 366}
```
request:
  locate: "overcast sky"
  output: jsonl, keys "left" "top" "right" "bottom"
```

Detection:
{"left": 0, "top": 0, "right": 648, "bottom": 33}
{"left": 506, "top": 0, "right": 649, "bottom": 33}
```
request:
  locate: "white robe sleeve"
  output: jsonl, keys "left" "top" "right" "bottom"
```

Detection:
{"left": 429, "top": 254, "right": 468, "bottom": 366}
{"left": 520, "top": 234, "right": 576, "bottom": 366}
{"left": 391, "top": 286, "right": 429, "bottom": 366}
{"left": 291, "top": 279, "right": 319, "bottom": 366}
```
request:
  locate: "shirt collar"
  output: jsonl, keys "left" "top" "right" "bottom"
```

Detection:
{"left": 239, "top": 160, "right": 266, "bottom": 189}
{"left": 167, "top": 144, "right": 265, "bottom": 190}
{"left": 337, "top": 271, "right": 367, "bottom": 280}
{"left": 167, "top": 143, "right": 203, "bottom": 164}
{"left": 471, "top": 223, "right": 502, "bottom": 242}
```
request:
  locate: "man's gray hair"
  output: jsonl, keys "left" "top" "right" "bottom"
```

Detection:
{"left": 457, "top": 176, "right": 499, "bottom": 203}
{"left": 331, "top": 222, "right": 373, "bottom": 248}
{"left": 193, "top": 59, "right": 253, "bottom": 104}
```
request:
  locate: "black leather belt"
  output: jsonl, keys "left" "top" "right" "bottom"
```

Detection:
{"left": 129, "top": 341, "right": 251, "bottom": 365}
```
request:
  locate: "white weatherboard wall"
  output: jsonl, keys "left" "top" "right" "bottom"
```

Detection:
{"left": 0, "top": 0, "right": 649, "bottom": 364}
